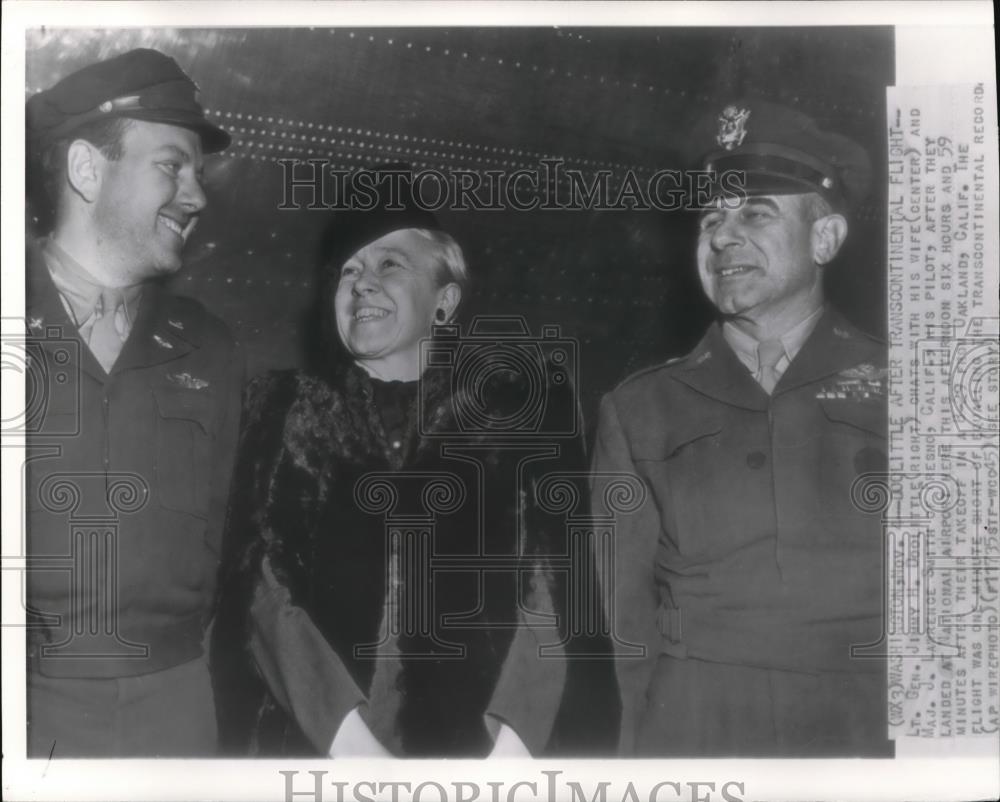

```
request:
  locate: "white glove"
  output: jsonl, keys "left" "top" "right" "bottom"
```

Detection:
{"left": 488, "top": 723, "right": 532, "bottom": 758}
{"left": 328, "top": 706, "right": 392, "bottom": 758}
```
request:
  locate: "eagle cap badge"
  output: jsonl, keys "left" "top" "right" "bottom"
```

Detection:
{"left": 717, "top": 105, "right": 751, "bottom": 151}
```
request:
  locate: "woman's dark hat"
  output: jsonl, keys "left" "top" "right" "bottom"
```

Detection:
{"left": 26, "top": 48, "right": 231, "bottom": 153}
{"left": 319, "top": 163, "right": 443, "bottom": 272}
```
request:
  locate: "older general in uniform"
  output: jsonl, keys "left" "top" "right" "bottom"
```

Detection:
{"left": 594, "top": 100, "right": 893, "bottom": 756}
{"left": 24, "top": 49, "right": 242, "bottom": 756}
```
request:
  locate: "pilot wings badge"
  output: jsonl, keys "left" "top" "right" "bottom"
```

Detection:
{"left": 167, "top": 371, "right": 210, "bottom": 391}
{"left": 717, "top": 105, "right": 751, "bottom": 150}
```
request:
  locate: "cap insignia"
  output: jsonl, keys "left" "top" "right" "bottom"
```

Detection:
{"left": 716, "top": 105, "right": 751, "bottom": 151}
{"left": 98, "top": 101, "right": 113, "bottom": 113}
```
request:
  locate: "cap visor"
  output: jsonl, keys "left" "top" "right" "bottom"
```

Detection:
{"left": 691, "top": 173, "right": 824, "bottom": 209}
{"left": 119, "top": 108, "right": 231, "bottom": 152}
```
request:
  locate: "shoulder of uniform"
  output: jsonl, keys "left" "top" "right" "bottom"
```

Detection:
{"left": 855, "top": 327, "right": 886, "bottom": 347}
{"left": 828, "top": 310, "right": 887, "bottom": 361}
{"left": 827, "top": 306, "right": 883, "bottom": 342}
{"left": 831, "top": 321, "right": 885, "bottom": 346}
{"left": 164, "top": 292, "right": 237, "bottom": 349}
{"left": 611, "top": 349, "right": 696, "bottom": 394}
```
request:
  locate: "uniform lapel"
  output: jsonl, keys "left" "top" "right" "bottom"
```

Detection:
{"left": 774, "top": 307, "right": 878, "bottom": 396}
{"left": 25, "top": 245, "right": 108, "bottom": 383}
{"left": 26, "top": 246, "right": 66, "bottom": 327}
{"left": 669, "top": 324, "right": 769, "bottom": 411}
{"left": 111, "top": 282, "right": 196, "bottom": 375}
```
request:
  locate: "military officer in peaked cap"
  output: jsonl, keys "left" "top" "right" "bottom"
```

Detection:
{"left": 24, "top": 48, "right": 242, "bottom": 756}
{"left": 593, "top": 99, "right": 893, "bottom": 756}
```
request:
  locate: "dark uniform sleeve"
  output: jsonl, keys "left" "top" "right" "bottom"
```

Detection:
{"left": 205, "top": 337, "right": 245, "bottom": 595}
{"left": 211, "top": 374, "right": 280, "bottom": 752}
{"left": 590, "top": 392, "right": 660, "bottom": 755}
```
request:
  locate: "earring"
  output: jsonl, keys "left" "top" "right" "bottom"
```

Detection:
{"left": 435, "top": 308, "right": 446, "bottom": 323}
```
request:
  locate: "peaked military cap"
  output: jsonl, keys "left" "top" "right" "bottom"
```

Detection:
{"left": 26, "top": 48, "right": 230, "bottom": 153}
{"left": 694, "top": 98, "right": 871, "bottom": 211}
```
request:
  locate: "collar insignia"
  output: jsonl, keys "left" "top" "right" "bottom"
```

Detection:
{"left": 168, "top": 318, "right": 185, "bottom": 330}
{"left": 153, "top": 333, "right": 174, "bottom": 350}
{"left": 833, "top": 326, "right": 853, "bottom": 339}
{"left": 716, "top": 105, "right": 751, "bottom": 151}
{"left": 696, "top": 350, "right": 712, "bottom": 365}
{"left": 28, "top": 316, "right": 45, "bottom": 332}
{"left": 167, "top": 371, "right": 209, "bottom": 391}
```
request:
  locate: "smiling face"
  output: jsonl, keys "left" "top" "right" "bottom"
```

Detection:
{"left": 91, "top": 120, "right": 206, "bottom": 284}
{"left": 696, "top": 194, "right": 829, "bottom": 334}
{"left": 334, "top": 228, "right": 458, "bottom": 381}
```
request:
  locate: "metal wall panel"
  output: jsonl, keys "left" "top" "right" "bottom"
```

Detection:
{"left": 26, "top": 26, "right": 894, "bottom": 434}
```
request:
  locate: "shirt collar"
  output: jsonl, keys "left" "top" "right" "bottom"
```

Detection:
{"left": 42, "top": 238, "right": 143, "bottom": 328}
{"left": 721, "top": 304, "right": 825, "bottom": 372}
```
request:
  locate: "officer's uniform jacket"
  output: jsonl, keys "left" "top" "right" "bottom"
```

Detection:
{"left": 593, "top": 307, "right": 889, "bottom": 753}
{"left": 25, "top": 244, "right": 243, "bottom": 678}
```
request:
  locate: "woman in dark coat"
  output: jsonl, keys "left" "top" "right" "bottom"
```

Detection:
{"left": 211, "top": 183, "right": 617, "bottom": 757}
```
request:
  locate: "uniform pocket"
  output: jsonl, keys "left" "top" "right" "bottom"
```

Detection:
{"left": 819, "top": 398, "right": 886, "bottom": 439}
{"left": 632, "top": 418, "right": 724, "bottom": 462}
{"left": 153, "top": 384, "right": 215, "bottom": 517}
{"left": 817, "top": 398, "right": 889, "bottom": 519}
{"left": 633, "top": 418, "right": 726, "bottom": 555}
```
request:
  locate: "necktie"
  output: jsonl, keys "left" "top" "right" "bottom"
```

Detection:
{"left": 86, "top": 288, "right": 127, "bottom": 373}
{"left": 756, "top": 338, "right": 786, "bottom": 394}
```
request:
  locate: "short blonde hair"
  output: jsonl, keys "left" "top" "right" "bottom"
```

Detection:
{"left": 411, "top": 228, "right": 470, "bottom": 292}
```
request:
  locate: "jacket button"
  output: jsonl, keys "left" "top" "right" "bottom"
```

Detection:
{"left": 391, "top": 440, "right": 402, "bottom": 450}
{"left": 746, "top": 451, "right": 767, "bottom": 469}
